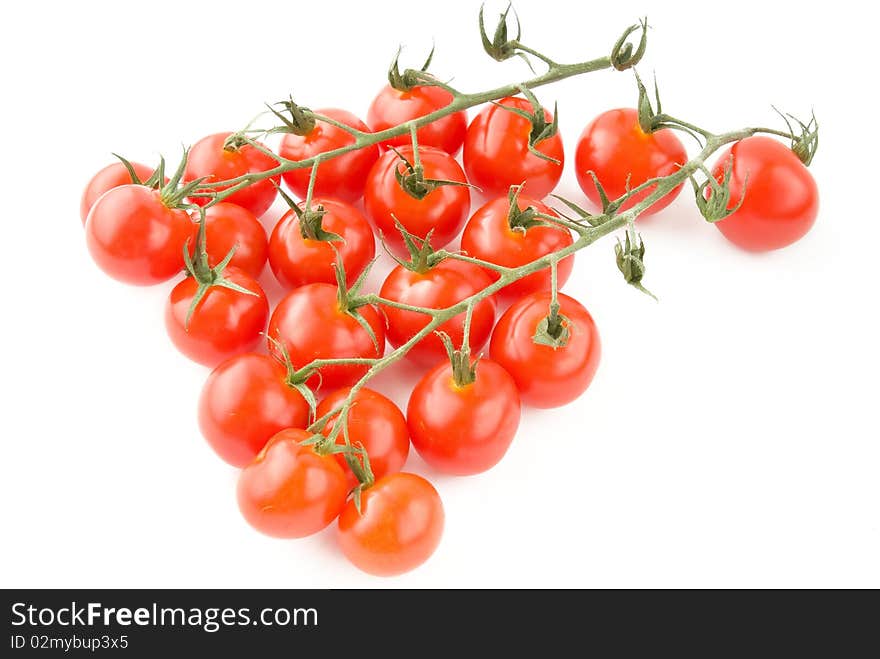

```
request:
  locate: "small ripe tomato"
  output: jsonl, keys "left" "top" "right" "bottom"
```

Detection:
{"left": 238, "top": 429, "right": 348, "bottom": 539}
{"left": 407, "top": 359, "right": 521, "bottom": 475}
{"left": 198, "top": 353, "right": 311, "bottom": 467}
{"left": 184, "top": 132, "right": 280, "bottom": 217}
{"left": 337, "top": 472, "right": 444, "bottom": 577}
{"left": 268, "top": 198, "right": 375, "bottom": 289}
{"left": 363, "top": 146, "right": 470, "bottom": 256}
{"left": 380, "top": 259, "right": 496, "bottom": 366}
{"left": 463, "top": 96, "right": 564, "bottom": 200}
{"left": 575, "top": 108, "right": 687, "bottom": 217}
{"left": 85, "top": 185, "right": 192, "bottom": 286}
{"left": 367, "top": 84, "right": 467, "bottom": 155}
{"left": 317, "top": 387, "right": 410, "bottom": 490}
{"left": 80, "top": 161, "right": 155, "bottom": 224}
{"left": 279, "top": 108, "right": 379, "bottom": 203}
{"left": 165, "top": 267, "right": 269, "bottom": 368}
{"left": 268, "top": 283, "right": 385, "bottom": 391}
{"left": 490, "top": 291, "right": 601, "bottom": 408}
{"left": 201, "top": 202, "right": 268, "bottom": 278}
{"left": 460, "top": 194, "right": 574, "bottom": 300}
{"left": 711, "top": 136, "right": 819, "bottom": 251}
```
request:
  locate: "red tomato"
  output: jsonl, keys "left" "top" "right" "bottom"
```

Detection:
{"left": 165, "top": 267, "right": 269, "bottom": 368}
{"left": 337, "top": 472, "right": 444, "bottom": 576}
{"left": 363, "top": 146, "right": 470, "bottom": 256}
{"left": 463, "top": 96, "right": 564, "bottom": 200}
{"left": 198, "top": 353, "right": 311, "bottom": 467}
{"left": 267, "top": 283, "right": 385, "bottom": 391}
{"left": 380, "top": 259, "right": 496, "bottom": 366}
{"left": 317, "top": 387, "right": 410, "bottom": 490}
{"left": 268, "top": 198, "right": 375, "bottom": 289}
{"left": 367, "top": 84, "right": 467, "bottom": 155}
{"left": 490, "top": 291, "right": 601, "bottom": 408}
{"left": 279, "top": 108, "right": 379, "bottom": 203}
{"left": 85, "top": 185, "right": 192, "bottom": 286}
{"left": 575, "top": 108, "right": 687, "bottom": 217}
{"left": 238, "top": 429, "right": 348, "bottom": 539}
{"left": 711, "top": 136, "right": 819, "bottom": 251}
{"left": 80, "top": 161, "right": 155, "bottom": 224}
{"left": 407, "top": 359, "right": 521, "bottom": 475}
{"left": 184, "top": 132, "right": 280, "bottom": 217}
{"left": 461, "top": 194, "right": 574, "bottom": 300}
{"left": 201, "top": 203, "right": 268, "bottom": 278}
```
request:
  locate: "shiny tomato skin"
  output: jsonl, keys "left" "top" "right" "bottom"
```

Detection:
{"left": 184, "top": 132, "right": 280, "bottom": 217}
{"left": 85, "top": 185, "right": 192, "bottom": 285}
{"left": 238, "top": 429, "right": 348, "bottom": 539}
{"left": 363, "top": 146, "right": 470, "bottom": 256}
{"left": 317, "top": 387, "right": 410, "bottom": 490}
{"left": 198, "top": 353, "right": 311, "bottom": 467}
{"left": 337, "top": 472, "right": 444, "bottom": 577}
{"left": 201, "top": 203, "right": 268, "bottom": 278}
{"left": 279, "top": 108, "right": 379, "bottom": 203}
{"left": 268, "top": 198, "right": 375, "bottom": 289}
{"left": 367, "top": 84, "right": 467, "bottom": 156}
{"left": 712, "top": 136, "right": 819, "bottom": 251}
{"left": 165, "top": 267, "right": 269, "bottom": 368}
{"left": 461, "top": 195, "right": 574, "bottom": 300}
{"left": 575, "top": 108, "right": 687, "bottom": 217}
{"left": 407, "top": 359, "right": 521, "bottom": 475}
{"left": 490, "top": 291, "right": 601, "bottom": 408}
{"left": 463, "top": 96, "right": 564, "bottom": 200}
{"left": 80, "top": 161, "right": 155, "bottom": 224}
{"left": 380, "top": 259, "right": 496, "bottom": 366}
{"left": 267, "top": 283, "right": 385, "bottom": 391}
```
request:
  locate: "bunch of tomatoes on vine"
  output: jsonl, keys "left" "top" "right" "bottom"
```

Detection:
{"left": 80, "top": 5, "right": 819, "bottom": 576}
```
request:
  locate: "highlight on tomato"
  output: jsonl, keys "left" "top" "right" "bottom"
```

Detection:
{"left": 317, "top": 387, "right": 410, "bottom": 490}
{"left": 490, "top": 291, "right": 601, "bottom": 408}
{"left": 238, "top": 428, "right": 348, "bottom": 539}
{"left": 463, "top": 94, "right": 564, "bottom": 200}
{"left": 80, "top": 160, "right": 156, "bottom": 224}
{"left": 279, "top": 108, "right": 379, "bottom": 203}
{"left": 337, "top": 472, "right": 444, "bottom": 577}
{"left": 363, "top": 145, "right": 470, "bottom": 256}
{"left": 575, "top": 107, "right": 687, "bottom": 216}
{"left": 184, "top": 132, "right": 280, "bottom": 217}
{"left": 461, "top": 185, "right": 574, "bottom": 300}
{"left": 710, "top": 135, "right": 818, "bottom": 251}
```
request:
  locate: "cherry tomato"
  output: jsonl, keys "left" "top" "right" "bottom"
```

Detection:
{"left": 380, "top": 259, "right": 496, "bottom": 366}
{"left": 85, "top": 185, "right": 192, "bottom": 286}
{"left": 463, "top": 96, "right": 564, "bottom": 200}
{"left": 407, "top": 359, "right": 521, "bottom": 475}
{"left": 201, "top": 202, "right": 268, "bottom": 278}
{"left": 317, "top": 387, "right": 410, "bottom": 490}
{"left": 279, "top": 108, "right": 379, "bottom": 203}
{"left": 575, "top": 108, "right": 687, "bottom": 217}
{"left": 268, "top": 198, "right": 375, "bottom": 289}
{"left": 367, "top": 84, "right": 467, "bottom": 156}
{"left": 268, "top": 283, "right": 385, "bottom": 391}
{"left": 238, "top": 429, "right": 347, "bottom": 539}
{"left": 198, "top": 353, "right": 311, "bottom": 467}
{"left": 363, "top": 146, "right": 470, "bottom": 256}
{"left": 490, "top": 291, "right": 601, "bottom": 408}
{"left": 165, "top": 267, "right": 269, "bottom": 368}
{"left": 80, "top": 161, "right": 155, "bottom": 224}
{"left": 711, "top": 136, "right": 818, "bottom": 251}
{"left": 460, "top": 194, "right": 574, "bottom": 300}
{"left": 337, "top": 472, "right": 444, "bottom": 577}
{"left": 184, "top": 132, "right": 280, "bottom": 217}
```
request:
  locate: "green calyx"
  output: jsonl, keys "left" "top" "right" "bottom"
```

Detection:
{"left": 532, "top": 300, "right": 571, "bottom": 349}
{"left": 333, "top": 257, "right": 381, "bottom": 355}
{"left": 506, "top": 184, "right": 549, "bottom": 232}
{"left": 610, "top": 18, "right": 648, "bottom": 71}
{"left": 438, "top": 331, "right": 478, "bottom": 387}
{"left": 691, "top": 161, "right": 746, "bottom": 223}
{"left": 775, "top": 107, "right": 819, "bottom": 166}
{"left": 112, "top": 153, "right": 165, "bottom": 190}
{"left": 267, "top": 334, "right": 318, "bottom": 419}
{"left": 493, "top": 86, "right": 560, "bottom": 164}
{"left": 275, "top": 184, "right": 343, "bottom": 243}
{"left": 143, "top": 150, "right": 206, "bottom": 210}
{"left": 263, "top": 95, "right": 316, "bottom": 136}
{"left": 182, "top": 208, "right": 261, "bottom": 329}
{"left": 388, "top": 44, "right": 435, "bottom": 92}
{"left": 390, "top": 145, "right": 474, "bottom": 200}
{"left": 384, "top": 218, "right": 441, "bottom": 274}
{"left": 615, "top": 228, "right": 657, "bottom": 300}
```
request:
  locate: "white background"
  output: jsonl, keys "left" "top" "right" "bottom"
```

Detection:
{"left": 2, "top": 0, "right": 877, "bottom": 588}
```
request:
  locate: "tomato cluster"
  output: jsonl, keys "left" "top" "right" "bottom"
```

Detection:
{"left": 81, "top": 68, "right": 819, "bottom": 577}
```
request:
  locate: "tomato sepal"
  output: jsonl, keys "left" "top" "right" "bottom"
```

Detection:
{"left": 614, "top": 229, "right": 657, "bottom": 300}
{"left": 610, "top": 18, "right": 648, "bottom": 71}
{"left": 490, "top": 86, "right": 560, "bottom": 164}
